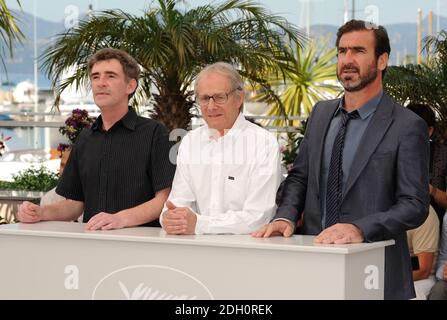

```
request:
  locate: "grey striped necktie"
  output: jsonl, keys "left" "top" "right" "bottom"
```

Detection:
{"left": 325, "top": 110, "right": 359, "bottom": 228}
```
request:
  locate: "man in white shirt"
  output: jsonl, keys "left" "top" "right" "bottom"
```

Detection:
{"left": 160, "top": 62, "right": 281, "bottom": 235}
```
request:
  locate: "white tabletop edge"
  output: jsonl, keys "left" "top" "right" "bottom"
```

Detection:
{"left": 0, "top": 221, "right": 395, "bottom": 254}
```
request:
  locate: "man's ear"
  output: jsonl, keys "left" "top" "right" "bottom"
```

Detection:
{"left": 127, "top": 78, "right": 138, "bottom": 95}
{"left": 378, "top": 52, "right": 389, "bottom": 71}
{"left": 237, "top": 91, "right": 245, "bottom": 112}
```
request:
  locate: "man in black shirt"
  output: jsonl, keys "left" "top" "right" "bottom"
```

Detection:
{"left": 18, "top": 48, "right": 175, "bottom": 230}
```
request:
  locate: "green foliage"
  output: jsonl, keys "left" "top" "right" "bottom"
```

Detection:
{"left": 40, "top": 0, "right": 304, "bottom": 130}
{"left": 384, "top": 63, "right": 446, "bottom": 119}
{"left": 0, "top": 180, "right": 13, "bottom": 190}
{"left": 384, "top": 30, "right": 447, "bottom": 139}
{"left": 0, "top": 166, "right": 58, "bottom": 191}
{"left": 280, "top": 118, "right": 308, "bottom": 170}
{"left": 0, "top": 0, "right": 24, "bottom": 71}
{"left": 252, "top": 40, "right": 340, "bottom": 127}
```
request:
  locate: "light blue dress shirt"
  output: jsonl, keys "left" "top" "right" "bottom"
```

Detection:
{"left": 320, "top": 91, "right": 383, "bottom": 228}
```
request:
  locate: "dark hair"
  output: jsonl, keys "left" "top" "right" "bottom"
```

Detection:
{"left": 87, "top": 48, "right": 140, "bottom": 100}
{"left": 336, "top": 19, "right": 391, "bottom": 77}
{"left": 407, "top": 103, "right": 436, "bottom": 128}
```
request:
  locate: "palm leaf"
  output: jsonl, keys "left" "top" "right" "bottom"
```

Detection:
{"left": 384, "top": 30, "right": 447, "bottom": 131}
{"left": 40, "top": 0, "right": 305, "bottom": 130}
{"left": 0, "top": 0, "right": 23, "bottom": 72}
{"left": 252, "top": 40, "right": 340, "bottom": 127}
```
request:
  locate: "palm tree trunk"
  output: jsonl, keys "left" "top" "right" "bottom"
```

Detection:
{"left": 151, "top": 91, "right": 195, "bottom": 131}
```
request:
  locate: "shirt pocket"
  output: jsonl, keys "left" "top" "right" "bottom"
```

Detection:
{"left": 224, "top": 174, "right": 246, "bottom": 210}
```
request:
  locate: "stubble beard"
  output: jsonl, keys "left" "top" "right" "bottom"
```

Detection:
{"left": 337, "top": 63, "right": 379, "bottom": 92}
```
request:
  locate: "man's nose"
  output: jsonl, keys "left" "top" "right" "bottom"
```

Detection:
{"left": 96, "top": 76, "right": 107, "bottom": 86}
{"left": 207, "top": 98, "right": 218, "bottom": 110}
{"left": 342, "top": 48, "right": 356, "bottom": 61}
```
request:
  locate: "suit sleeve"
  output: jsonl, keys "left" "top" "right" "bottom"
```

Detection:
{"left": 354, "top": 116, "right": 430, "bottom": 242}
{"left": 274, "top": 103, "right": 318, "bottom": 223}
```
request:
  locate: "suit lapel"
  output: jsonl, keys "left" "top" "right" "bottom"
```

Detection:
{"left": 342, "top": 94, "right": 395, "bottom": 199}
{"left": 314, "top": 99, "right": 340, "bottom": 193}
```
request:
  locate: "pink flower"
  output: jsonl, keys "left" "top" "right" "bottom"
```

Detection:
{"left": 59, "top": 109, "right": 96, "bottom": 144}
{"left": 0, "top": 134, "right": 12, "bottom": 157}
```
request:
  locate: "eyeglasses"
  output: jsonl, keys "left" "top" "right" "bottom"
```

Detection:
{"left": 196, "top": 88, "right": 240, "bottom": 106}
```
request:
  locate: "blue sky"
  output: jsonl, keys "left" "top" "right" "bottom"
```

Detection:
{"left": 6, "top": 0, "right": 447, "bottom": 30}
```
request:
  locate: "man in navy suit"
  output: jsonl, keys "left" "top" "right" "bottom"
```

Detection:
{"left": 253, "top": 20, "right": 430, "bottom": 300}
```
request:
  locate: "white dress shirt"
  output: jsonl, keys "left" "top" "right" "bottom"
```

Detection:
{"left": 40, "top": 187, "right": 65, "bottom": 206}
{"left": 162, "top": 113, "right": 281, "bottom": 234}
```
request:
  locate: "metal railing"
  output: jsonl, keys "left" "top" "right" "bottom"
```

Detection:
{"left": 0, "top": 112, "right": 305, "bottom": 132}
{"left": 0, "top": 111, "right": 66, "bottom": 128}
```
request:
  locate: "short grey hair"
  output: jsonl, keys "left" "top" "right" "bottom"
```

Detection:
{"left": 194, "top": 62, "right": 244, "bottom": 94}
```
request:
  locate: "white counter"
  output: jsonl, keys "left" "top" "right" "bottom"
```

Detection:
{"left": 0, "top": 221, "right": 394, "bottom": 299}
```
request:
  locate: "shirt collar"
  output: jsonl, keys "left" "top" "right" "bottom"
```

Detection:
{"left": 336, "top": 90, "right": 383, "bottom": 120}
{"left": 91, "top": 107, "right": 137, "bottom": 132}
{"left": 202, "top": 112, "right": 247, "bottom": 141}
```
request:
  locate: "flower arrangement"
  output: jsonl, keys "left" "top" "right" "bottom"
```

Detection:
{"left": 58, "top": 109, "right": 96, "bottom": 155}
{"left": 57, "top": 143, "right": 71, "bottom": 155}
{"left": 0, "top": 133, "right": 11, "bottom": 157}
{"left": 59, "top": 108, "right": 96, "bottom": 144}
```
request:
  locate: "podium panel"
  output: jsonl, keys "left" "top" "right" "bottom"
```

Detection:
{"left": 0, "top": 221, "right": 394, "bottom": 299}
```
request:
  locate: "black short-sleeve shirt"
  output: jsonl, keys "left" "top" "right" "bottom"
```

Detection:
{"left": 56, "top": 108, "right": 176, "bottom": 227}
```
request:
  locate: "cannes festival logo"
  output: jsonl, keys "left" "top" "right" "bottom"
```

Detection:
{"left": 92, "top": 265, "right": 214, "bottom": 300}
